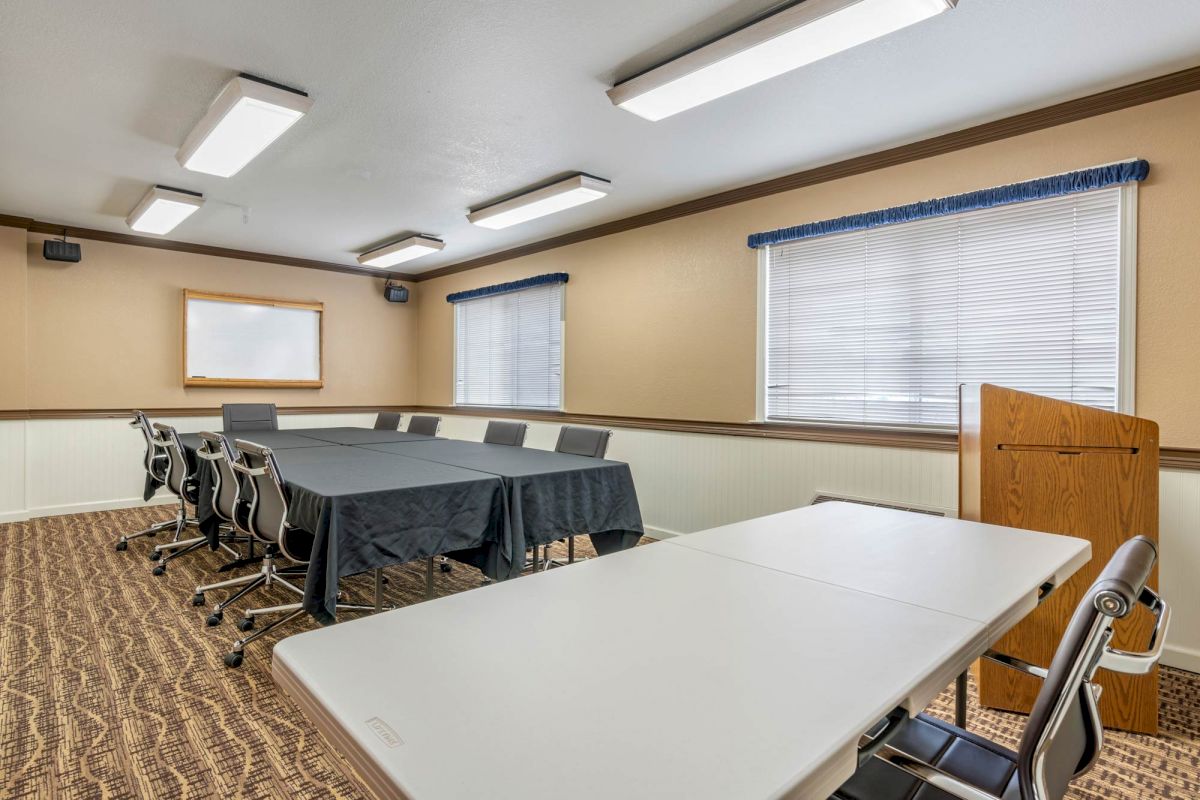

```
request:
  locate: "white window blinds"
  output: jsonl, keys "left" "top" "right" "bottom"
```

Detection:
{"left": 764, "top": 187, "right": 1128, "bottom": 428}
{"left": 454, "top": 282, "right": 563, "bottom": 409}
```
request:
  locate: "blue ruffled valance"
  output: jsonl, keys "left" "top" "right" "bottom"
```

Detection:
{"left": 747, "top": 160, "right": 1149, "bottom": 249}
{"left": 446, "top": 272, "right": 569, "bottom": 303}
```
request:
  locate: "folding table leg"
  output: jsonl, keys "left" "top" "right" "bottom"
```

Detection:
{"left": 955, "top": 671, "right": 968, "bottom": 729}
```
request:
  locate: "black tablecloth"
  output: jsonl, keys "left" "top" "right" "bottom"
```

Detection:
{"left": 175, "top": 427, "right": 643, "bottom": 620}
{"left": 281, "top": 449, "right": 510, "bottom": 623}
{"left": 358, "top": 439, "right": 644, "bottom": 577}
{"left": 179, "top": 431, "right": 339, "bottom": 546}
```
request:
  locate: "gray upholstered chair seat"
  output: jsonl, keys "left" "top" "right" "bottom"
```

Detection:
{"left": 832, "top": 714, "right": 1019, "bottom": 800}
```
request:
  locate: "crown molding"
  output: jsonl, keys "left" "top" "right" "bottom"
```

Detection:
{"left": 412, "top": 64, "right": 1200, "bottom": 282}
{"left": 1, "top": 216, "right": 416, "bottom": 282}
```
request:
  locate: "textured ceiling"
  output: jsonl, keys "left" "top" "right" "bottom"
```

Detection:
{"left": 1, "top": 0, "right": 1199, "bottom": 275}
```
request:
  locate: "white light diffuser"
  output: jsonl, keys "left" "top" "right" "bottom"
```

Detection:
{"left": 357, "top": 235, "right": 445, "bottom": 268}
{"left": 126, "top": 185, "right": 204, "bottom": 235}
{"left": 607, "top": 0, "right": 956, "bottom": 121}
{"left": 177, "top": 74, "right": 313, "bottom": 177}
{"left": 467, "top": 174, "right": 611, "bottom": 230}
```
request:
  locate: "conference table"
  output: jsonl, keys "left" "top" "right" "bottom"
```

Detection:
{"left": 272, "top": 501, "right": 1091, "bottom": 800}
{"left": 177, "top": 427, "right": 644, "bottom": 623}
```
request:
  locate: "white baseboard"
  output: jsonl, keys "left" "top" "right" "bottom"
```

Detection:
{"left": 643, "top": 525, "right": 682, "bottom": 540}
{"left": 1164, "top": 644, "right": 1200, "bottom": 675}
{"left": 18, "top": 494, "right": 178, "bottom": 522}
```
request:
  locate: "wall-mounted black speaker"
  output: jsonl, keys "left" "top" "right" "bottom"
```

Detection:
{"left": 43, "top": 239, "right": 81, "bottom": 263}
{"left": 384, "top": 283, "right": 409, "bottom": 303}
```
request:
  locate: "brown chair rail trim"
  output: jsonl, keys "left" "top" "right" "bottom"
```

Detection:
{"left": 2, "top": 404, "right": 1198, "bottom": 469}
{"left": 412, "top": 64, "right": 1200, "bottom": 283}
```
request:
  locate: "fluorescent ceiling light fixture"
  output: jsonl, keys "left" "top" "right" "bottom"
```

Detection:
{"left": 177, "top": 73, "right": 313, "bottom": 177}
{"left": 125, "top": 185, "right": 204, "bottom": 235}
{"left": 357, "top": 235, "right": 445, "bottom": 268}
{"left": 468, "top": 174, "right": 611, "bottom": 230}
{"left": 607, "top": 0, "right": 957, "bottom": 121}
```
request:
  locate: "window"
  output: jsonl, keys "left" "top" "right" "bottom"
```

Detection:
{"left": 760, "top": 186, "right": 1134, "bottom": 429}
{"left": 454, "top": 282, "right": 563, "bottom": 409}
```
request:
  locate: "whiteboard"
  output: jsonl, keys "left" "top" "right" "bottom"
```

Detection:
{"left": 184, "top": 291, "right": 323, "bottom": 388}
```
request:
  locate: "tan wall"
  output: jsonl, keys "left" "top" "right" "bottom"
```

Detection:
{"left": 0, "top": 227, "right": 28, "bottom": 409}
{"left": 417, "top": 91, "right": 1200, "bottom": 447}
{"left": 7, "top": 234, "right": 417, "bottom": 409}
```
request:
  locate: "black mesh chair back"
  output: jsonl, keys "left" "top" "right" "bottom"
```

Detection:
{"left": 196, "top": 432, "right": 242, "bottom": 527}
{"left": 131, "top": 410, "right": 166, "bottom": 481}
{"left": 374, "top": 412, "right": 402, "bottom": 431}
{"left": 844, "top": 535, "right": 1169, "bottom": 800}
{"left": 1015, "top": 535, "right": 1164, "bottom": 798}
{"left": 483, "top": 420, "right": 528, "bottom": 446}
{"left": 222, "top": 403, "right": 278, "bottom": 432}
{"left": 151, "top": 423, "right": 196, "bottom": 502}
{"left": 233, "top": 440, "right": 312, "bottom": 563}
{"left": 555, "top": 426, "right": 613, "bottom": 459}
{"left": 407, "top": 415, "right": 441, "bottom": 436}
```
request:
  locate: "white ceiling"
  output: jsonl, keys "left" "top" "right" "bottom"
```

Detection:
{"left": 2, "top": 0, "right": 1199, "bottom": 276}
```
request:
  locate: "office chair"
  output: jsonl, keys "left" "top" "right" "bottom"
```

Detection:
{"left": 222, "top": 403, "right": 278, "bottom": 432}
{"left": 222, "top": 440, "right": 374, "bottom": 667}
{"left": 483, "top": 420, "right": 529, "bottom": 446}
{"left": 115, "top": 410, "right": 178, "bottom": 551}
{"left": 374, "top": 411, "right": 402, "bottom": 431}
{"left": 407, "top": 415, "right": 441, "bottom": 436}
{"left": 190, "top": 432, "right": 268, "bottom": 618}
{"left": 536, "top": 426, "right": 614, "bottom": 570}
{"left": 833, "top": 535, "right": 1170, "bottom": 800}
{"left": 147, "top": 423, "right": 208, "bottom": 576}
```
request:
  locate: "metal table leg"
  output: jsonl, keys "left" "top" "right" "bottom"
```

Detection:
{"left": 955, "top": 671, "right": 968, "bottom": 729}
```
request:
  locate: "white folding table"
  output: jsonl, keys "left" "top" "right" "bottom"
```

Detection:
{"left": 272, "top": 502, "right": 1090, "bottom": 800}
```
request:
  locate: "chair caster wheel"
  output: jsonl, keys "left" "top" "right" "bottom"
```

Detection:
{"left": 152, "top": 564, "right": 166, "bottom": 576}
{"left": 147, "top": 550, "right": 160, "bottom": 561}
{"left": 192, "top": 593, "right": 205, "bottom": 606}
{"left": 115, "top": 540, "right": 128, "bottom": 551}
{"left": 224, "top": 651, "right": 244, "bottom": 668}
{"left": 206, "top": 611, "right": 223, "bottom": 627}
{"left": 440, "top": 563, "right": 452, "bottom": 573}
{"left": 237, "top": 617, "right": 255, "bottom": 632}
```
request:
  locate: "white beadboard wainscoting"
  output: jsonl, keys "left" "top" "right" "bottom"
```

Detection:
{"left": 0, "top": 412, "right": 1196, "bottom": 672}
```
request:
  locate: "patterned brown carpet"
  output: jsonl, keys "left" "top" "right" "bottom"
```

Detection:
{"left": 1, "top": 506, "right": 1197, "bottom": 799}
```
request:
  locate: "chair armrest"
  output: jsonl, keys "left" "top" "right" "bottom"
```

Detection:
{"left": 231, "top": 462, "right": 268, "bottom": 476}
{"left": 1099, "top": 587, "right": 1170, "bottom": 675}
{"left": 873, "top": 743, "right": 1004, "bottom": 800}
{"left": 982, "top": 649, "right": 1049, "bottom": 680}
{"left": 856, "top": 707, "right": 908, "bottom": 767}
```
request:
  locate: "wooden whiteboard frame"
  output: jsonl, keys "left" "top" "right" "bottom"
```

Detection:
{"left": 182, "top": 289, "right": 324, "bottom": 389}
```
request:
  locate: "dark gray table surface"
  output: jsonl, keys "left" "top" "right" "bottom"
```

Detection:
{"left": 357, "top": 439, "right": 645, "bottom": 574}
{"left": 179, "top": 430, "right": 338, "bottom": 452}
{"left": 283, "top": 427, "right": 439, "bottom": 446}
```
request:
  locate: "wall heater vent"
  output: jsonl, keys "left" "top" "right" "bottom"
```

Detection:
{"left": 811, "top": 493, "right": 946, "bottom": 517}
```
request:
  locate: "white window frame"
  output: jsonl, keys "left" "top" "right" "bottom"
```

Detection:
{"left": 451, "top": 282, "right": 566, "bottom": 411}
{"left": 755, "top": 183, "right": 1138, "bottom": 427}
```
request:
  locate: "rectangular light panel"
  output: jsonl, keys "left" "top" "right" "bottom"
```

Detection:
{"left": 467, "top": 174, "right": 611, "bottom": 230}
{"left": 608, "top": 0, "right": 956, "bottom": 121}
{"left": 126, "top": 185, "right": 204, "bottom": 235}
{"left": 357, "top": 235, "right": 445, "bottom": 268}
{"left": 177, "top": 74, "right": 313, "bottom": 177}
